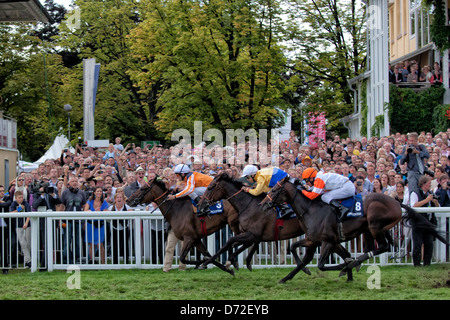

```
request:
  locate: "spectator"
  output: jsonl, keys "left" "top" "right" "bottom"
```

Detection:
{"left": 409, "top": 175, "right": 439, "bottom": 267}
{"left": 365, "top": 162, "right": 376, "bottom": 192}
{"left": 390, "top": 66, "right": 403, "bottom": 84}
{"left": 400, "top": 132, "right": 429, "bottom": 195}
{"left": 419, "top": 65, "right": 432, "bottom": 83}
{"left": 122, "top": 171, "right": 137, "bottom": 198}
{"left": 354, "top": 175, "right": 369, "bottom": 196}
{"left": 113, "top": 137, "right": 124, "bottom": 151}
{"left": 388, "top": 179, "right": 409, "bottom": 205}
{"left": 32, "top": 181, "right": 62, "bottom": 269}
{"left": 433, "top": 174, "right": 450, "bottom": 207}
{"left": 430, "top": 69, "right": 443, "bottom": 85}
{"left": 109, "top": 191, "right": 133, "bottom": 264}
{"left": 84, "top": 187, "right": 109, "bottom": 264}
{"left": 0, "top": 185, "right": 12, "bottom": 273}
{"left": 10, "top": 190, "right": 32, "bottom": 268}
{"left": 61, "top": 176, "right": 87, "bottom": 264}
{"left": 372, "top": 178, "right": 384, "bottom": 193}
{"left": 406, "top": 63, "right": 419, "bottom": 83}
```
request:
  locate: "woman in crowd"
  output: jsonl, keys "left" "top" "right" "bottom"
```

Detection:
{"left": 84, "top": 187, "right": 109, "bottom": 264}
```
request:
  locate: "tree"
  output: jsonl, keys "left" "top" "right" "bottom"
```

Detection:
{"left": 129, "top": 0, "right": 290, "bottom": 138}
{"left": 284, "top": 0, "right": 366, "bottom": 133}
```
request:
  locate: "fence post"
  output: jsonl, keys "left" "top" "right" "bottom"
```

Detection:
{"left": 134, "top": 217, "right": 141, "bottom": 268}
{"left": 30, "top": 216, "right": 39, "bottom": 273}
{"left": 47, "top": 217, "right": 53, "bottom": 272}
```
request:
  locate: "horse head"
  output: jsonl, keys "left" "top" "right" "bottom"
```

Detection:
{"left": 198, "top": 172, "right": 232, "bottom": 211}
{"left": 260, "top": 176, "right": 298, "bottom": 211}
{"left": 126, "top": 177, "right": 168, "bottom": 207}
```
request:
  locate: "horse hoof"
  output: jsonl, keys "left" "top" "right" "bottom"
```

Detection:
{"left": 233, "top": 261, "right": 239, "bottom": 271}
{"left": 339, "top": 269, "right": 348, "bottom": 277}
{"left": 302, "top": 267, "right": 311, "bottom": 276}
{"left": 278, "top": 279, "right": 287, "bottom": 284}
{"left": 247, "top": 264, "right": 253, "bottom": 272}
{"left": 197, "top": 264, "right": 207, "bottom": 270}
{"left": 229, "top": 269, "right": 235, "bottom": 276}
{"left": 355, "top": 264, "right": 362, "bottom": 272}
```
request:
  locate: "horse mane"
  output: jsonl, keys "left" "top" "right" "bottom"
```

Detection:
{"left": 152, "top": 177, "right": 168, "bottom": 191}
{"left": 215, "top": 172, "right": 245, "bottom": 189}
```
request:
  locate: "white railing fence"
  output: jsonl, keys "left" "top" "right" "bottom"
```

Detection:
{"left": 0, "top": 209, "right": 448, "bottom": 272}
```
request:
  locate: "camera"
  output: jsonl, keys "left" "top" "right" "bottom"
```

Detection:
{"left": 407, "top": 145, "right": 415, "bottom": 153}
{"left": 423, "top": 168, "right": 435, "bottom": 177}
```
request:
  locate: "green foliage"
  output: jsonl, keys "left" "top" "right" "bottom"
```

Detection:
{"left": 129, "top": 0, "right": 289, "bottom": 138}
{"left": 423, "top": 0, "right": 450, "bottom": 51}
{"left": 387, "top": 85, "right": 446, "bottom": 134}
{"left": 285, "top": 0, "right": 366, "bottom": 133}
{"left": 432, "top": 103, "right": 450, "bottom": 133}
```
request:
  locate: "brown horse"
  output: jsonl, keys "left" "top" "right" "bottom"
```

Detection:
{"left": 198, "top": 173, "right": 355, "bottom": 281}
{"left": 126, "top": 178, "right": 240, "bottom": 275}
{"left": 260, "top": 176, "right": 449, "bottom": 283}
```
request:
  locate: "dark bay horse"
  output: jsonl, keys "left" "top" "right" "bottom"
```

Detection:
{"left": 198, "top": 173, "right": 355, "bottom": 280}
{"left": 126, "top": 178, "right": 240, "bottom": 275}
{"left": 260, "top": 177, "right": 449, "bottom": 283}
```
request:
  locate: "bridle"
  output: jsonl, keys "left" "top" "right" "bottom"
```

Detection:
{"left": 130, "top": 180, "right": 171, "bottom": 215}
{"left": 263, "top": 178, "right": 299, "bottom": 208}
{"left": 203, "top": 179, "right": 243, "bottom": 206}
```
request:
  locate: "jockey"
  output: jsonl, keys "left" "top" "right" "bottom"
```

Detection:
{"left": 241, "top": 165, "right": 294, "bottom": 219}
{"left": 167, "top": 163, "right": 213, "bottom": 216}
{"left": 301, "top": 167, "right": 356, "bottom": 221}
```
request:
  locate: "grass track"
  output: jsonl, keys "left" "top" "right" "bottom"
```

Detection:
{"left": 0, "top": 264, "right": 448, "bottom": 300}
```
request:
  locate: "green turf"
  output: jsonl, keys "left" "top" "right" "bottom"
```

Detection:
{"left": 0, "top": 264, "right": 448, "bottom": 300}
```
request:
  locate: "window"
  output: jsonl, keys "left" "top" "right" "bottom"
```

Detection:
{"left": 409, "top": 1, "right": 431, "bottom": 48}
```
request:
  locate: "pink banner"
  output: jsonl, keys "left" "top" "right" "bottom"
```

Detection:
{"left": 308, "top": 112, "right": 326, "bottom": 148}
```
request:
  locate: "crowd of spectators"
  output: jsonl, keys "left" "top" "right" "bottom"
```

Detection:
{"left": 2, "top": 129, "right": 450, "bottom": 270}
{"left": 389, "top": 60, "right": 445, "bottom": 86}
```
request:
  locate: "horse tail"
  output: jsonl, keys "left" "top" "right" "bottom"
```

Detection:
{"left": 401, "top": 204, "right": 449, "bottom": 246}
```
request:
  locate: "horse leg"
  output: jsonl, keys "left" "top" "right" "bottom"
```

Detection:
{"left": 195, "top": 239, "right": 236, "bottom": 276}
{"left": 223, "top": 233, "right": 258, "bottom": 270}
{"left": 341, "top": 232, "right": 391, "bottom": 274}
{"left": 316, "top": 243, "right": 354, "bottom": 282}
{"left": 226, "top": 241, "right": 256, "bottom": 271}
{"left": 245, "top": 242, "right": 260, "bottom": 271}
{"left": 289, "top": 239, "right": 312, "bottom": 275}
{"left": 279, "top": 242, "right": 317, "bottom": 284}
{"left": 200, "top": 232, "right": 254, "bottom": 269}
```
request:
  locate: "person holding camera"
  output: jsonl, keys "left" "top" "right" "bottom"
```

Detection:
{"left": 409, "top": 175, "right": 439, "bottom": 267}
{"left": 354, "top": 175, "right": 369, "bottom": 196}
{"left": 32, "top": 181, "right": 62, "bottom": 269}
{"left": 61, "top": 176, "right": 87, "bottom": 264}
{"left": 400, "top": 132, "right": 430, "bottom": 195}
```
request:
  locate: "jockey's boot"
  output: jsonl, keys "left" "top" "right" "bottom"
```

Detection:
{"left": 194, "top": 197, "right": 210, "bottom": 217}
{"left": 329, "top": 200, "right": 349, "bottom": 222}
{"left": 277, "top": 203, "right": 294, "bottom": 219}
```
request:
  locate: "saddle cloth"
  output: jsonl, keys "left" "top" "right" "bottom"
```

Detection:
{"left": 274, "top": 204, "right": 296, "bottom": 220}
{"left": 339, "top": 194, "right": 364, "bottom": 218}
{"left": 191, "top": 199, "right": 224, "bottom": 215}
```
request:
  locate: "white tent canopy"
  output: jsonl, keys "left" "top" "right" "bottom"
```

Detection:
{"left": 34, "top": 134, "right": 75, "bottom": 164}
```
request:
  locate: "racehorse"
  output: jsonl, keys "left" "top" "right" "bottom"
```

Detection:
{"left": 260, "top": 176, "right": 450, "bottom": 283}
{"left": 198, "top": 173, "right": 356, "bottom": 281}
{"left": 126, "top": 178, "right": 240, "bottom": 275}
